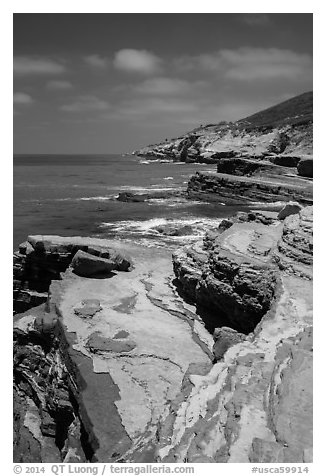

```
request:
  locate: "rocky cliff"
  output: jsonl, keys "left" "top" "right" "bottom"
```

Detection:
{"left": 134, "top": 92, "right": 313, "bottom": 205}
{"left": 134, "top": 92, "right": 312, "bottom": 165}
{"left": 13, "top": 206, "right": 313, "bottom": 463}
{"left": 163, "top": 206, "right": 313, "bottom": 462}
{"left": 187, "top": 168, "right": 313, "bottom": 205}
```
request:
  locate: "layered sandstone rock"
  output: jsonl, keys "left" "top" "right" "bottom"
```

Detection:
{"left": 173, "top": 217, "right": 283, "bottom": 333}
{"left": 187, "top": 171, "right": 313, "bottom": 205}
{"left": 274, "top": 206, "right": 313, "bottom": 278}
{"left": 13, "top": 305, "right": 86, "bottom": 463}
{"left": 13, "top": 207, "right": 313, "bottom": 463}
{"left": 162, "top": 207, "right": 313, "bottom": 462}
{"left": 13, "top": 240, "right": 213, "bottom": 463}
{"left": 13, "top": 235, "right": 133, "bottom": 314}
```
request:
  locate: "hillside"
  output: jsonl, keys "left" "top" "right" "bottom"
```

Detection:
{"left": 237, "top": 91, "right": 312, "bottom": 129}
{"left": 134, "top": 91, "right": 313, "bottom": 163}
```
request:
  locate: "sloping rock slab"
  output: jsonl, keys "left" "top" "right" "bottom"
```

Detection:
{"left": 44, "top": 245, "right": 212, "bottom": 462}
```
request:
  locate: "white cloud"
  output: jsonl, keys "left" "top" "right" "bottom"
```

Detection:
{"left": 60, "top": 95, "right": 110, "bottom": 113}
{"left": 84, "top": 54, "right": 109, "bottom": 69}
{"left": 46, "top": 80, "right": 73, "bottom": 90}
{"left": 13, "top": 92, "right": 33, "bottom": 105}
{"left": 14, "top": 56, "right": 66, "bottom": 75}
{"left": 113, "top": 49, "right": 162, "bottom": 74}
{"left": 174, "top": 47, "right": 312, "bottom": 82}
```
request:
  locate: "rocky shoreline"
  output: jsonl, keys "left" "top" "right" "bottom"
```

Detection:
{"left": 13, "top": 201, "right": 313, "bottom": 463}
{"left": 13, "top": 91, "right": 313, "bottom": 464}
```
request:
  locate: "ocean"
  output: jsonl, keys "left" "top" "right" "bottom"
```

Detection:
{"left": 14, "top": 154, "right": 256, "bottom": 251}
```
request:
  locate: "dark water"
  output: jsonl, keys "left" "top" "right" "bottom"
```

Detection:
{"left": 14, "top": 154, "right": 254, "bottom": 250}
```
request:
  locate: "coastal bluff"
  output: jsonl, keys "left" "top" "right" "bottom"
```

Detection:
{"left": 13, "top": 205, "right": 313, "bottom": 463}
{"left": 133, "top": 92, "right": 312, "bottom": 166}
{"left": 134, "top": 91, "right": 313, "bottom": 206}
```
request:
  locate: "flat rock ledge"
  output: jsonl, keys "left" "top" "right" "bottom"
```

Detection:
{"left": 187, "top": 171, "right": 313, "bottom": 205}
{"left": 13, "top": 240, "right": 212, "bottom": 463}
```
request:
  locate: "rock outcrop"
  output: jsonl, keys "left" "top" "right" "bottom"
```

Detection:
{"left": 13, "top": 235, "right": 133, "bottom": 314}
{"left": 163, "top": 207, "right": 312, "bottom": 462}
{"left": 274, "top": 206, "right": 313, "bottom": 278}
{"left": 13, "top": 304, "right": 85, "bottom": 463}
{"left": 13, "top": 239, "right": 213, "bottom": 463}
{"left": 13, "top": 208, "right": 313, "bottom": 463}
{"left": 187, "top": 171, "right": 313, "bottom": 205}
{"left": 173, "top": 215, "right": 282, "bottom": 333}
{"left": 117, "top": 190, "right": 184, "bottom": 203}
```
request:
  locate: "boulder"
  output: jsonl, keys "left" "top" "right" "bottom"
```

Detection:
{"left": 277, "top": 202, "right": 302, "bottom": 220}
{"left": 70, "top": 250, "right": 116, "bottom": 278}
{"left": 98, "top": 249, "right": 133, "bottom": 272}
{"left": 19, "top": 241, "right": 34, "bottom": 255}
{"left": 154, "top": 224, "right": 194, "bottom": 237}
{"left": 14, "top": 235, "right": 133, "bottom": 314}
{"left": 297, "top": 157, "right": 313, "bottom": 178}
{"left": 117, "top": 192, "right": 147, "bottom": 202}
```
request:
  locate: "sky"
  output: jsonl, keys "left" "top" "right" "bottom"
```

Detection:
{"left": 13, "top": 13, "right": 313, "bottom": 154}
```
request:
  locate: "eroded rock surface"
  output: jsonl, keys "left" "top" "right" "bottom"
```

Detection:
{"left": 13, "top": 240, "right": 213, "bottom": 463}
{"left": 13, "top": 206, "right": 313, "bottom": 463}
{"left": 13, "top": 235, "right": 133, "bottom": 314}
{"left": 187, "top": 171, "right": 313, "bottom": 205}
{"left": 274, "top": 206, "right": 313, "bottom": 278}
{"left": 161, "top": 207, "right": 313, "bottom": 462}
{"left": 173, "top": 217, "right": 282, "bottom": 333}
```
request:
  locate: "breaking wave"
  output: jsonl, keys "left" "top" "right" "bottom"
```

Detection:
{"left": 98, "top": 216, "right": 223, "bottom": 248}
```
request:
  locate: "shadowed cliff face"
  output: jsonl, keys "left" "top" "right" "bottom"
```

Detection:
{"left": 134, "top": 92, "right": 313, "bottom": 164}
